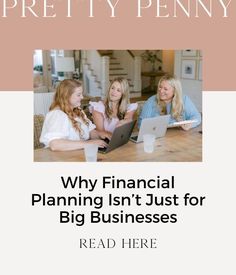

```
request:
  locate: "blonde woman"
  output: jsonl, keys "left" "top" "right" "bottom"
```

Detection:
{"left": 138, "top": 74, "right": 201, "bottom": 130}
{"left": 89, "top": 77, "right": 138, "bottom": 134}
{"left": 40, "top": 79, "right": 109, "bottom": 151}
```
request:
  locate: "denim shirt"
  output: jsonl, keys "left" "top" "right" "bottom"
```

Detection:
{"left": 138, "top": 95, "right": 201, "bottom": 128}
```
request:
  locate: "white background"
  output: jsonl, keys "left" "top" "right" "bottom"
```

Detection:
{"left": 0, "top": 92, "right": 235, "bottom": 274}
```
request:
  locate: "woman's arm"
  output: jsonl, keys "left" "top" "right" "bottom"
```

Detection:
{"left": 91, "top": 110, "right": 112, "bottom": 138}
{"left": 181, "top": 96, "right": 201, "bottom": 130}
{"left": 90, "top": 129, "right": 112, "bottom": 140}
{"left": 49, "top": 138, "right": 107, "bottom": 152}
{"left": 92, "top": 110, "right": 105, "bottom": 131}
{"left": 116, "top": 110, "right": 136, "bottom": 127}
{"left": 124, "top": 110, "right": 136, "bottom": 120}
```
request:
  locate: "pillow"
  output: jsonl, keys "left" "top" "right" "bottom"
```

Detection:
{"left": 34, "top": 114, "right": 45, "bottom": 149}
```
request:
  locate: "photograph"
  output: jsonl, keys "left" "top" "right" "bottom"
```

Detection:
{"left": 33, "top": 50, "right": 202, "bottom": 162}
{"left": 181, "top": 60, "right": 196, "bottom": 79}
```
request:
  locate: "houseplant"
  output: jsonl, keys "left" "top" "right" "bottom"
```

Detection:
{"left": 33, "top": 65, "right": 43, "bottom": 74}
{"left": 141, "top": 50, "right": 162, "bottom": 72}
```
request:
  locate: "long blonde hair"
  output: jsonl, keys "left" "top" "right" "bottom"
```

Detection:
{"left": 157, "top": 74, "right": 183, "bottom": 121}
{"left": 50, "top": 79, "right": 89, "bottom": 137}
{"left": 104, "top": 77, "right": 130, "bottom": 120}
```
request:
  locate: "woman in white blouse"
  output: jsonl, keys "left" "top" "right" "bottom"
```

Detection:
{"left": 40, "top": 79, "right": 109, "bottom": 151}
{"left": 89, "top": 77, "right": 138, "bottom": 135}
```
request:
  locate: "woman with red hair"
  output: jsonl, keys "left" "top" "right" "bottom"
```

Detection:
{"left": 40, "top": 79, "right": 109, "bottom": 151}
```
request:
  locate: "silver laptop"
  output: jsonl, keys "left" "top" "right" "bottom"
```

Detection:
{"left": 98, "top": 120, "right": 136, "bottom": 154}
{"left": 130, "top": 115, "right": 170, "bottom": 143}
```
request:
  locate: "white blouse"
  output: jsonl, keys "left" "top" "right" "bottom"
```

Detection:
{"left": 40, "top": 109, "right": 96, "bottom": 147}
{"left": 89, "top": 101, "right": 138, "bottom": 132}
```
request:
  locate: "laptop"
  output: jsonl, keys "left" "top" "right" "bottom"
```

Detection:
{"left": 130, "top": 115, "right": 170, "bottom": 143}
{"left": 98, "top": 120, "right": 136, "bottom": 154}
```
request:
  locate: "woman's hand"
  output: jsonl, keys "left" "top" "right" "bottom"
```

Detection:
{"left": 97, "top": 130, "right": 112, "bottom": 140}
{"left": 86, "top": 139, "right": 108, "bottom": 148}
{"left": 181, "top": 123, "right": 192, "bottom": 131}
{"left": 90, "top": 129, "right": 111, "bottom": 140}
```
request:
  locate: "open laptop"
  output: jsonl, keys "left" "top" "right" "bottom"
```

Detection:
{"left": 98, "top": 120, "right": 136, "bottom": 154}
{"left": 130, "top": 115, "right": 170, "bottom": 143}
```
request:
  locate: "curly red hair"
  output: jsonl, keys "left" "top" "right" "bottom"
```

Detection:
{"left": 50, "top": 79, "right": 89, "bottom": 137}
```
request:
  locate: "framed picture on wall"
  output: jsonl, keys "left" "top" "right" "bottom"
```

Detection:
{"left": 182, "top": 50, "right": 197, "bottom": 57}
{"left": 198, "top": 60, "right": 202, "bottom": 81}
{"left": 181, "top": 60, "right": 196, "bottom": 79}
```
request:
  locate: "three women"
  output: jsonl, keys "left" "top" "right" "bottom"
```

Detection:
{"left": 40, "top": 74, "right": 201, "bottom": 152}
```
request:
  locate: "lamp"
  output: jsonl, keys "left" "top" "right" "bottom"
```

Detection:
{"left": 56, "top": 57, "right": 75, "bottom": 80}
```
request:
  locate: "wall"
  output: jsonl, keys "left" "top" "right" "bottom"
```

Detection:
{"left": 174, "top": 50, "right": 202, "bottom": 112}
{"left": 162, "top": 50, "right": 174, "bottom": 75}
